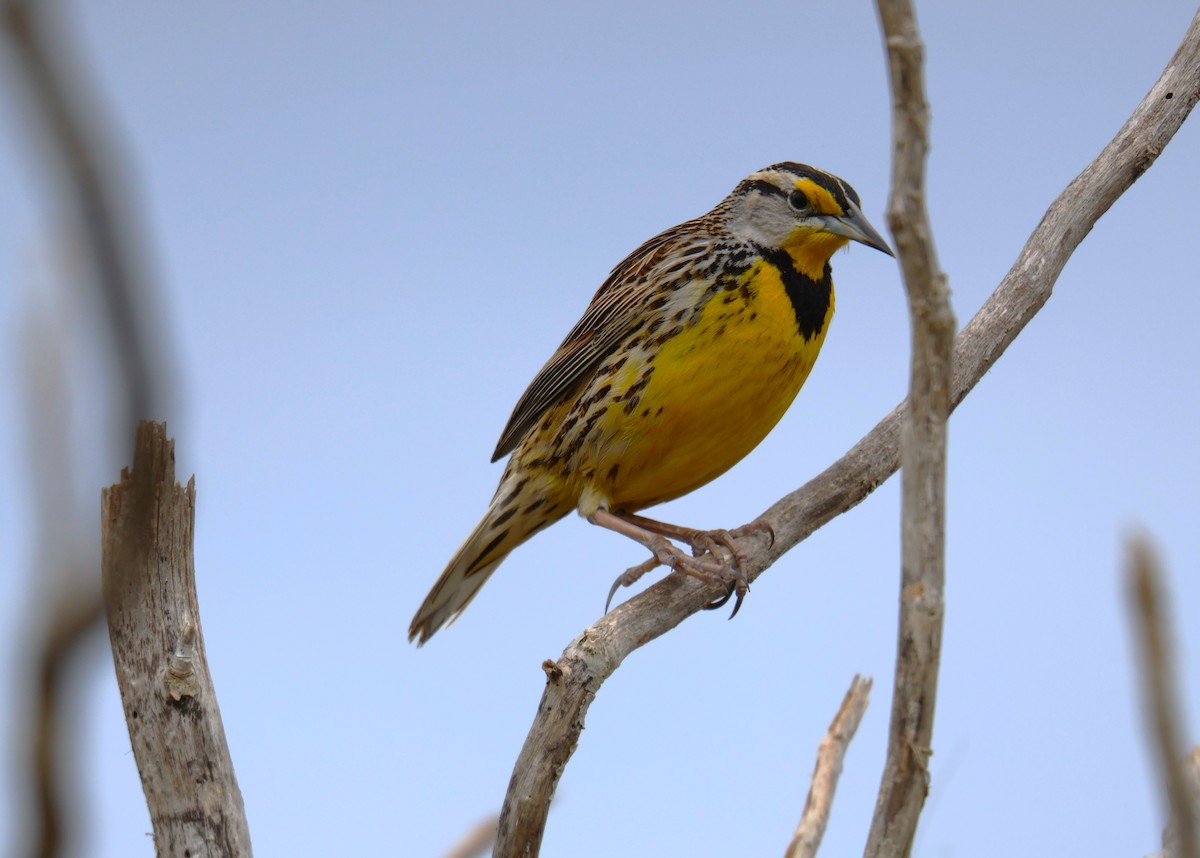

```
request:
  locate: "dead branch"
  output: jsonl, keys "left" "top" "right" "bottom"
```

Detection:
{"left": 101, "top": 422, "right": 251, "bottom": 856}
{"left": 864, "top": 3, "right": 952, "bottom": 857}
{"left": 493, "top": 10, "right": 1200, "bottom": 857}
{"left": 785, "top": 676, "right": 873, "bottom": 858}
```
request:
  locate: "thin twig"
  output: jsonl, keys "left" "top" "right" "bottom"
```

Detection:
{"left": 785, "top": 676, "right": 873, "bottom": 858}
{"left": 1, "top": 0, "right": 164, "bottom": 427}
{"left": 443, "top": 815, "right": 501, "bottom": 858}
{"left": 2, "top": 1, "right": 173, "bottom": 854}
{"left": 864, "top": 3, "right": 953, "bottom": 857}
{"left": 1128, "top": 537, "right": 1198, "bottom": 858}
{"left": 492, "top": 11, "right": 1200, "bottom": 856}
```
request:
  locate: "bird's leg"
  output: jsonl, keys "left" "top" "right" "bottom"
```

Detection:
{"left": 588, "top": 509, "right": 753, "bottom": 616}
{"left": 619, "top": 512, "right": 774, "bottom": 570}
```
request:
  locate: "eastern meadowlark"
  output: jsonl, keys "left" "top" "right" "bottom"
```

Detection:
{"left": 410, "top": 162, "right": 892, "bottom": 645}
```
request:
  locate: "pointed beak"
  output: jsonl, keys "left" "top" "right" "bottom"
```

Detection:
{"left": 820, "top": 201, "right": 894, "bottom": 257}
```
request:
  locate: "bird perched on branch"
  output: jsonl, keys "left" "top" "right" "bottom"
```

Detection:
{"left": 410, "top": 162, "right": 892, "bottom": 645}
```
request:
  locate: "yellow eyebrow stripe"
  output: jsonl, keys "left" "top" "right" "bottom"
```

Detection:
{"left": 793, "top": 178, "right": 843, "bottom": 216}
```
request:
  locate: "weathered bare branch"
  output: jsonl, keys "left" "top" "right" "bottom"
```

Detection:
{"left": 864, "top": 3, "right": 952, "bottom": 857}
{"left": 101, "top": 422, "right": 251, "bottom": 856}
{"left": 493, "top": 10, "right": 1200, "bottom": 857}
{"left": 1128, "top": 537, "right": 1198, "bottom": 858}
{"left": 785, "top": 676, "right": 873, "bottom": 858}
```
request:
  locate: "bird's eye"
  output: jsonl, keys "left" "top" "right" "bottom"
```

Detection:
{"left": 788, "top": 190, "right": 810, "bottom": 211}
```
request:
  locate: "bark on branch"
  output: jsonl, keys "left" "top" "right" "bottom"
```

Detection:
{"left": 864, "top": 3, "right": 952, "bottom": 856}
{"left": 493, "top": 10, "right": 1200, "bottom": 857}
{"left": 101, "top": 422, "right": 252, "bottom": 857}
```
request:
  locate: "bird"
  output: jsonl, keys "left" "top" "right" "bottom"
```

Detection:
{"left": 410, "top": 162, "right": 892, "bottom": 645}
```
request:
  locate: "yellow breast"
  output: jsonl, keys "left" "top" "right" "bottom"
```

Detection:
{"left": 577, "top": 259, "right": 834, "bottom": 512}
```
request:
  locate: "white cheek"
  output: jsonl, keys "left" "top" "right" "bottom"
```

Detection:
{"left": 727, "top": 196, "right": 796, "bottom": 246}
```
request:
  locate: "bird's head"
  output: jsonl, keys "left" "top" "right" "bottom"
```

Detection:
{"left": 725, "top": 162, "right": 893, "bottom": 276}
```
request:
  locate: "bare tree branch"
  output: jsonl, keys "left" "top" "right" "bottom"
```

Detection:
{"left": 493, "top": 10, "right": 1200, "bottom": 857}
{"left": 864, "top": 3, "right": 952, "bottom": 857}
{"left": 101, "top": 422, "right": 252, "bottom": 857}
{"left": 1128, "top": 537, "right": 1198, "bottom": 858}
{"left": 785, "top": 676, "right": 873, "bottom": 858}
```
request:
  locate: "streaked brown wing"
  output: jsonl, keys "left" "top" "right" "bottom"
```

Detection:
{"left": 491, "top": 219, "right": 709, "bottom": 462}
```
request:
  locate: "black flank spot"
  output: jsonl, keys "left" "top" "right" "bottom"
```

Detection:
{"left": 607, "top": 464, "right": 620, "bottom": 481}
{"left": 674, "top": 309, "right": 687, "bottom": 322}
{"left": 624, "top": 368, "right": 654, "bottom": 399}
{"left": 647, "top": 295, "right": 668, "bottom": 311}
{"left": 524, "top": 498, "right": 546, "bottom": 513}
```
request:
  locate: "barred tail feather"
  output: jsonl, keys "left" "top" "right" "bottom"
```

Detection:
{"left": 409, "top": 474, "right": 568, "bottom": 645}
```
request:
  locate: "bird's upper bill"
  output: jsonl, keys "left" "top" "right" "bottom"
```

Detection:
{"left": 816, "top": 201, "right": 894, "bottom": 257}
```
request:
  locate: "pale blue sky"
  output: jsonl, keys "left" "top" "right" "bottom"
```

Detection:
{"left": 2, "top": 2, "right": 1199, "bottom": 856}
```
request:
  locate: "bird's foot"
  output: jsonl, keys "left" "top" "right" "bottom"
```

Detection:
{"left": 592, "top": 510, "right": 765, "bottom": 617}
{"left": 685, "top": 519, "right": 774, "bottom": 568}
{"left": 603, "top": 536, "right": 731, "bottom": 613}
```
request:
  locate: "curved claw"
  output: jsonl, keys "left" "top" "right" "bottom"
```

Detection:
{"left": 604, "top": 556, "right": 660, "bottom": 613}
{"left": 604, "top": 579, "right": 622, "bottom": 614}
{"left": 727, "top": 580, "right": 749, "bottom": 619}
{"left": 702, "top": 582, "right": 734, "bottom": 611}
